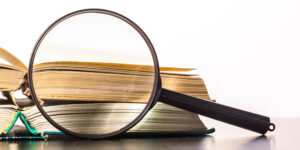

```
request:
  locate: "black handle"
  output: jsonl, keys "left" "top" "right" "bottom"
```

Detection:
{"left": 158, "top": 88, "right": 275, "bottom": 134}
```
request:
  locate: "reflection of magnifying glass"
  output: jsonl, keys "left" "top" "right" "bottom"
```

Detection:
{"left": 28, "top": 9, "right": 275, "bottom": 139}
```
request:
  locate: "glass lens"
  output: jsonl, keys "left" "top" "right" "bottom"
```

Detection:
{"left": 30, "top": 11, "right": 155, "bottom": 135}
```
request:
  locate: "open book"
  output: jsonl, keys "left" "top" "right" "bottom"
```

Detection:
{"left": 0, "top": 47, "right": 215, "bottom": 140}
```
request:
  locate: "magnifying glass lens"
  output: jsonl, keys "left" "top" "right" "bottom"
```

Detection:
{"left": 30, "top": 12, "right": 155, "bottom": 135}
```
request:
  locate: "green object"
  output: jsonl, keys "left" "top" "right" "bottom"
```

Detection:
{"left": 3, "top": 111, "right": 38, "bottom": 135}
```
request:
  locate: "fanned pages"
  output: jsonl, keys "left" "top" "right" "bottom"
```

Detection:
{"left": 32, "top": 61, "right": 210, "bottom": 102}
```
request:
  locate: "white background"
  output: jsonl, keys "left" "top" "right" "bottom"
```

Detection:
{"left": 0, "top": 0, "right": 299, "bottom": 118}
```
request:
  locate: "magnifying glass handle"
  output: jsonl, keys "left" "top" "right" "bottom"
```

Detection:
{"left": 159, "top": 88, "right": 275, "bottom": 134}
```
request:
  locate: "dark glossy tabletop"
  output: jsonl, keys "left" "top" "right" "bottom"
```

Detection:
{"left": 0, "top": 118, "right": 298, "bottom": 150}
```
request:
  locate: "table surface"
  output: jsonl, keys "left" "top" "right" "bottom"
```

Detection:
{"left": 0, "top": 118, "right": 298, "bottom": 150}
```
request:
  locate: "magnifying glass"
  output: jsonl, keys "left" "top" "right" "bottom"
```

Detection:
{"left": 28, "top": 9, "right": 275, "bottom": 139}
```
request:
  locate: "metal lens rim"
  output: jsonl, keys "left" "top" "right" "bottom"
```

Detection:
{"left": 28, "top": 8, "right": 160, "bottom": 139}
